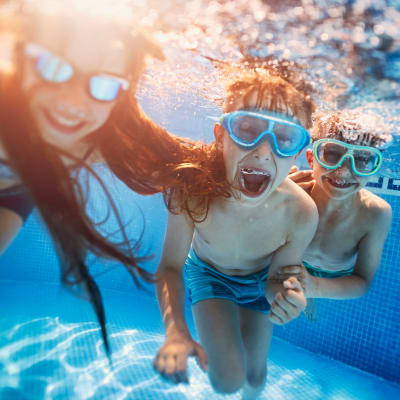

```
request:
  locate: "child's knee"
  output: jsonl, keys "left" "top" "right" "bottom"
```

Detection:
{"left": 209, "top": 364, "right": 246, "bottom": 394}
{"left": 246, "top": 366, "right": 267, "bottom": 388}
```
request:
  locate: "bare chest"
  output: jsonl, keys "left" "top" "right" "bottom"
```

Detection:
{"left": 305, "top": 211, "right": 365, "bottom": 268}
{"left": 193, "top": 203, "right": 288, "bottom": 271}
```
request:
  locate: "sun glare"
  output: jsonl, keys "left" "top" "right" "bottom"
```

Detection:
{"left": 15, "top": 0, "right": 160, "bottom": 26}
{"left": 0, "top": 34, "right": 15, "bottom": 75}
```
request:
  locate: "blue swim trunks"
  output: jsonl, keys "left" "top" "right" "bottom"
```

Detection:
{"left": 302, "top": 261, "right": 354, "bottom": 322}
{"left": 303, "top": 260, "right": 354, "bottom": 278}
{"left": 184, "top": 247, "right": 271, "bottom": 313}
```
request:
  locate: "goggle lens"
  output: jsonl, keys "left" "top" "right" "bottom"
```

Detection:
{"left": 318, "top": 142, "right": 347, "bottom": 166}
{"left": 231, "top": 115, "right": 269, "bottom": 143}
{"left": 37, "top": 53, "right": 73, "bottom": 83}
{"left": 90, "top": 76, "right": 122, "bottom": 102}
{"left": 273, "top": 123, "right": 305, "bottom": 153}
{"left": 353, "top": 149, "right": 381, "bottom": 173}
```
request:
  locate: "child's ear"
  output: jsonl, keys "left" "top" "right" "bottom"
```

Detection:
{"left": 306, "top": 148, "right": 314, "bottom": 168}
{"left": 214, "top": 123, "right": 224, "bottom": 151}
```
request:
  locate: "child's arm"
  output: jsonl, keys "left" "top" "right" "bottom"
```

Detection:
{"left": 0, "top": 207, "right": 23, "bottom": 256}
{"left": 153, "top": 210, "right": 207, "bottom": 384}
{"left": 282, "top": 203, "right": 392, "bottom": 299}
{"left": 266, "top": 198, "right": 318, "bottom": 325}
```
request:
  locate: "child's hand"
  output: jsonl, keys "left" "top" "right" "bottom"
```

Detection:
{"left": 153, "top": 334, "right": 208, "bottom": 384}
{"left": 276, "top": 265, "right": 317, "bottom": 298}
{"left": 288, "top": 166, "right": 315, "bottom": 192}
{"left": 269, "top": 277, "right": 306, "bottom": 325}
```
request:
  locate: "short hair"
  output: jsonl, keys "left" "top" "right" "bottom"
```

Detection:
{"left": 312, "top": 109, "right": 393, "bottom": 149}
{"left": 223, "top": 68, "right": 315, "bottom": 129}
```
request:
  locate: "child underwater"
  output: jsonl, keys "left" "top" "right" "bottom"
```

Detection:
{"left": 152, "top": 68, "right": 319, "bottom": 399}
{"left": 286, "top": 110, "right": 392, "bottom": 318}
{"left": 0, "top": 10, "right": 163, "bottom": 356}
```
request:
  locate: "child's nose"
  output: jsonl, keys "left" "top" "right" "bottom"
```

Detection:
{"left": 54, "top": 82, "right": 90, "bottom": 116}
{"left": 335, "top": 158, "right": 353, "bottom": 176}
{"left": 252, "top": 139, "right": 272, "bottom": 160}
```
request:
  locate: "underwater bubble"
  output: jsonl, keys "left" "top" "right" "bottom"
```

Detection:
{"left": 3, "top": 0, "right": 400, "bottom": 152}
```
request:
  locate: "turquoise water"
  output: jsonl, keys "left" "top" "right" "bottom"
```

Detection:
{"left": 0, "top": 165, "right": 399, "bottom": 399}
{"left": 0, "top": 91, "right": 399, "bottom": 400}
{"left": 0, "top": 95, "right": 399, "bottom": 399}
{"left": 1, "top": 0, "right": 400, "bottom": 398}
{"left": 1, "top": 281, "right": 399, "bottom": 400}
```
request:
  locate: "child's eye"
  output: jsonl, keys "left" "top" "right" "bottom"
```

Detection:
{"left": 277, "top": 136, "right": 292, "bottom": 149}
{"left": 354, "top": 156, "right": 370, "bottom": 166}
{"left": 239, "top": 120, "right": 254, "bottom": 132}
{"left": 238, "top": 126, "right": 259, "bottom": 140}
{"left": 323, "top": 150, "right": 343, "bottom": 162}
{"left": 234, "top": 118, "right": 260, "bottom": 140}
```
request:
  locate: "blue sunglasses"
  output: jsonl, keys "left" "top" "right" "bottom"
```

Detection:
{"left": 24, "top": 43, "right": 129, "bottom": 102}
{"left": 220, "top": 110, "right": 310, "bottom": 157}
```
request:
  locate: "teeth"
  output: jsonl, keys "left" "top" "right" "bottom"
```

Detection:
{"left": 241, "top": 168, "right": 270, "bottom": 176}
{"left": 240, "top": 168, "right": 271, "bottom": 196}
{"left": 330, "top": 178, "right": 353, "bottom": 186}
{"left": 333, "top": 178, "right": 346, "bottom": 185}
{"left": 52, "top": 113, "right": 83, "bottom": 127}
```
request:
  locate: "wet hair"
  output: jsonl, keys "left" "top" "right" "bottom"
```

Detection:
{"left": 223, "top": 67, "right": 315, "bottom": 129}
{"left": 100, "top": 94, "right": 231, "bottom": 222}
{"left": 312, "top": 109, "right": 393, "bottom": 149}
{"left": 0, "top": 15, "right": 162, "bottom": 358}
{"left": 102, "top": 66, "right": 316, "bottom": 222}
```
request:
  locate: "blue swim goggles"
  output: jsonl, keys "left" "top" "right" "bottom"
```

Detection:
{"left": 24, "top": 43, "right": 129, "bottom": 102}
{"left": 220, "top": 110, "right": 310, "bottom": 157}
{"left": 313, "top": 139, "right": 383, "bottom": 176}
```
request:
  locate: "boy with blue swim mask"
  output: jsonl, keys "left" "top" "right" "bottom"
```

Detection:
{"left": 285, "top": 110, "right": 392, "bottom": 312}
{"left": 153, "top": 70, "right": 318, "bottom": 399}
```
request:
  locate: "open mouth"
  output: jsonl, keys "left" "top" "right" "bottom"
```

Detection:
{"left": 43, "top": 108, "right": 87, "bottom": 134}
{"left": 326, "top": 177, "right": 356, "bottom": 189}
{"left": 239, "top": 167, "right": 271, "bottom": 198}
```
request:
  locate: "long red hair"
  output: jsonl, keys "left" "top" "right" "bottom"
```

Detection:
{"left": 0, "top": 26, "right": 163, "bottom": 357}
{"left": 102, "top": 64, "right": 316, "bottom": 221}
{"left": 100, "top": 94, "right": 231, "bottom": 222}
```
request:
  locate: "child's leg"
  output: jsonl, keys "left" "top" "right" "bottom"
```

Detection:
{"left": 239, "top": 307, "right": 273, "bottom": 400}
{"left": 192, "top": 298, "right": 246, "bottom": 395}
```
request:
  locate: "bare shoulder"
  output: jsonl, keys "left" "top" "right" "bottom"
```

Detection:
{"left": 358, "top": 189, "right": 392, "bottom": 239}
{"left": 279, "top": 178, "right": 318, "bottom": 224}
{"left": 166, "top": 190, "right": 210, "bottom": 232}
{"left": 359, "top": 189, "right": 392, "bottom": 225}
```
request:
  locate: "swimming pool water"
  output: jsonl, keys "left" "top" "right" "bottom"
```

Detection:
{"left": 0, "top": 88, "right": 399, "bottom": 398}
{"left": 2, "top": 0, "right": 400, "bottom": 390}
{"left": 1, "top": 280, "right": 399, "bottom": 400}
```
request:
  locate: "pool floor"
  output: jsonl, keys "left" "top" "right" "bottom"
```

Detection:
{"left": 0, "top": 281, "right": 399, "bottom": 400}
